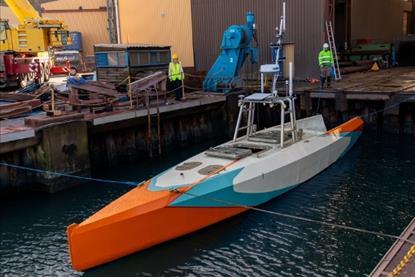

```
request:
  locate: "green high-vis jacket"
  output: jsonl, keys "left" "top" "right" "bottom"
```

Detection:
{"left": 169, "top": 62, "right": 184, "bottom": 81}
{"left": 319, "top": 50, "right": 334, "bottom": 67}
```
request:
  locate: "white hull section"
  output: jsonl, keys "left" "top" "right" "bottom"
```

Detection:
{"left": 150, "top": 115, "right": 362, "bottom": 208}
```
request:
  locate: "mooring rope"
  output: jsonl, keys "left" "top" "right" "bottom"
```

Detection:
{"left": 1, "top": 161, "right": 413, "bottom": 246}
{"left": 0, "top": 162, "right": 138, "bottom": 186}
{"left": 179, "top": 190, "right": 415, "bottom": 245}
{"left": 314, "top": 94, "right": 415, "bottom": 119}
{"left": 362, "top": 95, "right": 415, "bottom": 119}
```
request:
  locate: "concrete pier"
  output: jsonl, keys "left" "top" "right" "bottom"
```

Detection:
{"left": 1, "top": 68, "right": 415, "bottom": 195}
{"left": 0, "top": 93, "right": 227, "bottom": 195}
{"left": 296, "top": 67, "right": 415, "bottom": 135}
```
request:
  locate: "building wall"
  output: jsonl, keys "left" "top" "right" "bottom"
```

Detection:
{"left": 41, "top": 0, "right": 109, "bottom": 55}
{"left": 0, "top": 6, "right": 21, "bottom": 26}
{"left": 191, "top": 0, "right": 326, "bottom": 79}
{"left": 41, "top": 0, "right": 106, "bottom": 9}
{"left": 118, "top": 0, "right": 194, "bottom": 68}
{"left": 351, "top": 0, "right": 413, "bottom": 42}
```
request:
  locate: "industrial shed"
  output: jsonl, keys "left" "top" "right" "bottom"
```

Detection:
{"left": 1, "top": 0, "right": 413, "bottom": 76}
{"left": 190, "top": 0, "right": 414, "bottom": 78}
{"left": 190, "top": 0, "right": 326, "bottom": 78}
{"left": 40, "top": 0, "right": 110, "bottom": 56}
{"left": 116, "top": 0, "right": 194, "bottom": 68}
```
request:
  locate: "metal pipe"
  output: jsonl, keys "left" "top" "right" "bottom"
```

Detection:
{"left": 246, "top": 102, "right": 253, "bottom": 137}
{"left": 283, "top": 2, "right": 286, "bottom": 31}
{"left": 233, "top": 104, "right": 244, "bottom": 142}
{"left": 289, "top": 62, "right": 293, "bottom": 97}
{"left": 288, "top": 99, "right": 296, "bottom": 142}
{"left": 251, "top": 103, "right": 256, "bottom": 134}
{"left": 114, "top": 0, "right": 121, "bottom": 44}
{"left": 250, "top": 103, "right": 255, "bottom": 135}
{"left": 280, "top": 101, "right": 285, "bottom": 148}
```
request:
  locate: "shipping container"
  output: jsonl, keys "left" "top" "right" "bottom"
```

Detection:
{"left": 94, "top": 44, "right": 171, "bottom": 84}
{"left": 63, "top": 32, "right": 83, "bottom": 52}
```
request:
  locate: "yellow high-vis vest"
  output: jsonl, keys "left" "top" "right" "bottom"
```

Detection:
{"left": 169, "top": 62, "right": 184, "bottom": 81}
{"left": 318, "top": 50, "right": 334, "bottom": 67}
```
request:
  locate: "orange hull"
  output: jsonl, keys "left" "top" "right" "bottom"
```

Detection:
{"left": 67, "top": 185, "right": 246, "bottom": 271}
{"left": 67, "top": 116, "right": 364, "bottom": 271}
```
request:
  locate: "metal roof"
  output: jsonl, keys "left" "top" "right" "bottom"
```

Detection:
{"left": 94, "top": 43, "right": 171, "bottom": 49}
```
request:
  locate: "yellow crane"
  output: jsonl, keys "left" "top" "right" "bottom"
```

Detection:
{"left": 0, "top": 0, "right": 72, "bottom": 87}
{"left": 1, "top": 0, "right": 71, "bottom": 52}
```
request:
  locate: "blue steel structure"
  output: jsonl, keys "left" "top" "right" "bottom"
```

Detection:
{"left": 203, "top": 12, "right": 258, "bottom": 93}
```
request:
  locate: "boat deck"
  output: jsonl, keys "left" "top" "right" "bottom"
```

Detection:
{"left": 370, "top": 218, "right": 415, "bottom": 276}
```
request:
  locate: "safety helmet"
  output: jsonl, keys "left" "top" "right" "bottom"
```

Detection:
{"left": 172, "top": 53, "right": 178, "bottom": 60}
{"left": 323, "top": 43, "right": 329, "bottom": 49}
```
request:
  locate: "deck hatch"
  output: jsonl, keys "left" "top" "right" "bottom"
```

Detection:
{"left": 175, "top": 161, "right": 202, "bottom": 171}
{"left": 205, "top": 146, "right": 252, "bottom": 159}
{"left": 205, "top": 143, "right": 271, "bottom": 159}
{"left": 198, "top": 165, "right": 224, "bottom": 175}
{"left": 248, "top": 130, "right": 292, "bottom": 144}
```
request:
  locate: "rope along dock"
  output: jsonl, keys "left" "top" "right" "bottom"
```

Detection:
{"left": 1, "top": 162, "right": 414, "bottom": 248}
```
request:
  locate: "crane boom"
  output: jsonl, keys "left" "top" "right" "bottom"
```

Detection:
{"left": 0, "top": 0, "right": 72, "bottom": 88}
{"left": 4, "top": 0, "right": 40, "bottom": 24}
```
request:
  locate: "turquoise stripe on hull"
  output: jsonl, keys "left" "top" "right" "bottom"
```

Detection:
{"left": 170, "top": 131, "right": 362, "bottom": 208}
{"left": 170, "top": 168, "right": 299, "bottom": 207}
{"left": 338, "top": 131, "right": 362, "bottom": 158}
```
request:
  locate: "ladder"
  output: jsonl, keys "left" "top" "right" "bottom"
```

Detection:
{"left": 325, "top": 21, "right": 341, "bottom": 80}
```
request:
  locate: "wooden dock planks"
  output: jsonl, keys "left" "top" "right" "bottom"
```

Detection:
{"left": 297, "top": 67, "right": 415, "bottom": 96}
{"left": 24, "top": 113, "right": 85, "bottom": 128}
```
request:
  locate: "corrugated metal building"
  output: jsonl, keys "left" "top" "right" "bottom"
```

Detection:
{"left": 350, "top": 0, "right": 413, "bottom": 43}
{"left": 2, "top": 0, "right": 413, "bottom": 75}
{"left": 40, "top": 0, "right": 110, "bottom": 56}
{"left": 118, "top": 0, "right": 194, "bottom": 68}
{"left": 116, "top": 0, "right": 325, "bottom": 77}
{"left": 191, "top": 0, "right": 326, "bottom": 78}
{"left": 116, "top": 0, "right": 413, "bottom": 78}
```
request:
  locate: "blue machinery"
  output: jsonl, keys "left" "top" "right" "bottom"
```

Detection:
{"left": 203, "top": 2, "right": 287, "bottom": 94}
{"left": 202, "top": 12, "right": 259, "bottom": 93}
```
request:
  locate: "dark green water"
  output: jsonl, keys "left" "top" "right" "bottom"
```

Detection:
{"left": 1, "top": 132, "right": 414, "bottom": 276}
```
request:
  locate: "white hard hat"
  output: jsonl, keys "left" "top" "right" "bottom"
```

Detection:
{"left": 323, "top": 43, "right": 329, "bottom": 49}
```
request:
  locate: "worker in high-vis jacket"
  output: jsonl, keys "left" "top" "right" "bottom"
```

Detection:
{"left": 168, "top": 53, "right": 184, "bottom": 101}
{"left": 318, "top": 43, "right": 334, "bottom": 89}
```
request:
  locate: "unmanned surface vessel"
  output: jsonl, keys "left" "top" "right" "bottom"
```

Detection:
{"left": 67, "top": 70, "right": 363, "bottom": 271}
{"left": 67, "top": 3, "right": 363, "bottom": 270}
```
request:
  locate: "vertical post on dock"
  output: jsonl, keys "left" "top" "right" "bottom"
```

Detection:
{"left": 155, "top": 86, "right": 162, "bottom": 156}
{"left": 181, "top": 79, "right": 186, "bottom": 100}
{"left": 146, "top": 88, "right": 153, "bottom": 158}
{"left": 289, "top": 62, "right": 293, "bottom": 97}
{"left": 128, "top": 76, "right": 133, "bottom": 109}
{"left": 51, "top": 88, "right": 56, "bottom": 113}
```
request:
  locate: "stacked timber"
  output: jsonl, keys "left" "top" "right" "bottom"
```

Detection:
{"left": 0, "top": 84, "right": 55, "bottom": 119}
{"left": 0, "top": 71, "right": 170, "bottom": 120}
{"left": 64, "top": 71, "right": 168, "bottom": 112}
{"left": 0, "top": 99, "right": 42, "bottom": 119}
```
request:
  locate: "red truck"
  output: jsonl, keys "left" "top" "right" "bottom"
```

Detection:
{"left": 0, "top": 52, "right": 52, "bottom": 88}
